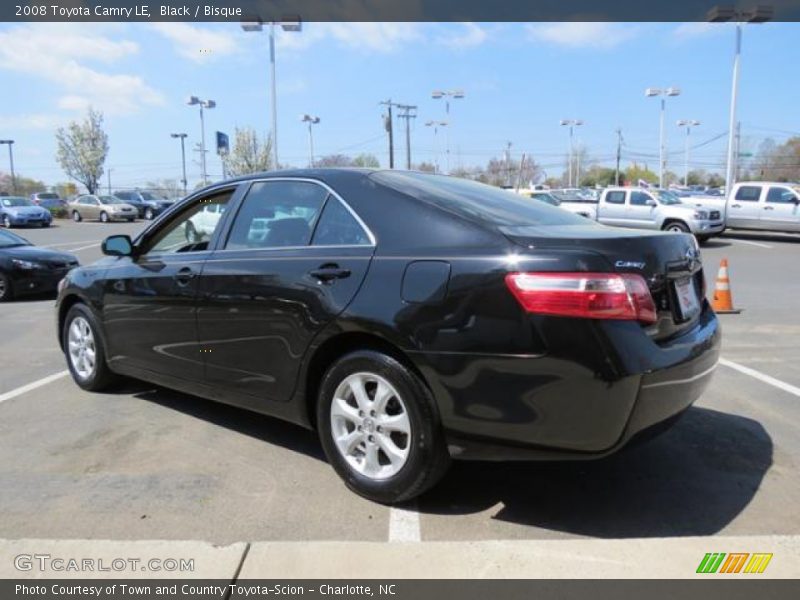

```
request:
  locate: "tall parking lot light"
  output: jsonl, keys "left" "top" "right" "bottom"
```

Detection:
{"left": 431, "top": 89, "right": 464, "bottom": 174}
{"left": 676, "top": 120, "right": 701, "bottom": 186}
{"left": 186, "top": 97, "right": 215, "bottom": 185}
{"left": 708, "top": 5, "right": 773, "bottom": 196}
{"left": 301, "top": 114, "right": 320, "bottom": 167}
{"left": 171, "top": 133, "right": 189, "bottom": 194}
{"left": 425, "top": 120, "right": 448, "bottom": 174}
{"left": 645, "top": 87, "right": 681, "bottom": 188}
{"left": 559, "top": 119, "right": 583, "bottom": 187}
{"left": 241, "top": 18, "right": 302, "bottom": 170}
{"left": 0, "top": 140, "right": 16, "bottom": 194}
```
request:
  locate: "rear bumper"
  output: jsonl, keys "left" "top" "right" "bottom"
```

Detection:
{"left": 416, "top": 305, "right": 721, "bottom": 461}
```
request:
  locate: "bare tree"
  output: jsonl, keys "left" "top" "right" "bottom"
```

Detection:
{"left": 315, "top": 154, "right": 353, "bottom": 167}
{"left": 351, "top": 153, "right": 380, "bottom": 168}
{"left": 55, "top": 108, "right": 109, "bottom": 194}
{"left": 222, "top": 127, "right": 273, "bottom": 177}
{"left": 144, "top": 179, "right": 182, "bottom": 198}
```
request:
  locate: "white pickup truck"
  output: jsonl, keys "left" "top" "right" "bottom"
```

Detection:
{"left": 724, "top": 182, "right": 800, "bottom": 233}
{"left": 594, "top": 187, "right": 725, "bottom": 242}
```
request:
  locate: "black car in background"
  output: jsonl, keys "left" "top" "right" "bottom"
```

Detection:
{"left": 0, "top": 229, "right": 79, "bottom": 302}
{"left": 55, "top": 169, "right": 720, "bottom": 503}
{"left": 114, "top": 191, "right": 174, "bottom": 220}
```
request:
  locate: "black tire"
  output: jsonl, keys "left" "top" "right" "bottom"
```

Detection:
{"left": 0, "top": 271, "right": 13, "bottom": 302}
{"left": 62, "top": 303, "right": 117, "bottom": 391}
{"left": 2, "top": 215, "right": 12, "bottom": 228}
{"left": 144, "top": 208, "right": 154, "bottom": 220}
{"left": 317, "top": 350, "right": 450, "bottom": 504}
{"left": 126, "top": 218, "right": 135, "bottom": 223}
{"left": 72, "top": 211, "right": 82, "bottom": 222}
{"left": 663, "top": 221, "right": 690, "bottom": 233}
{"left": 41, "top": 221, "right": 50, "bottom": 228}
{"left": 696, "top": 235, "right": 711, "bottom": 245}
{"left": 100, "top": 211, "right": 109, "bottom": 223}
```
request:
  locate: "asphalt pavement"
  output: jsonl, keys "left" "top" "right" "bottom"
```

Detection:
{"left": 0, "top": 219, "right": 798, "bottom": 568}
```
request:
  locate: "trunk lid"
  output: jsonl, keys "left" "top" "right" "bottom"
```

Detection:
{"left": 500, "top": 223, "right": 705, "bottom": 340}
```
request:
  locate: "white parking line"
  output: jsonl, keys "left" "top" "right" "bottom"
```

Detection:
{"left": 43, "top": 240, "right": 100, "bottom": 248}
{"left": 726, "top": 238, "right": 773, "bottom": 249}
{"left": 0, "top": 370, "right": 69, "bottom": 405}
{"left": 68, "top": 242, "right": 100, "bottom": 252}
{"left": 720, "top": 357, "right": 800, "bottom": 398}
{"left": 388, "top": 502, "right": 421, "bottom": 542}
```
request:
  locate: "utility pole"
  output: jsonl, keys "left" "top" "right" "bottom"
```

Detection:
{"left": 734, "top": 120, "right": 742, "bottom": 181}
{"left": 615, "top": 128, "right": 623, "bottom": 186}
{"left": 107, "top": 168, "right": 112, "bottom": 195}
{"left": 380, "top": 100, "right": 395, "bottom": 169}
{"left": 504, "top": 141, "right": 512, "bottom": 187}
{"left": 396, "top": 104, "right": 417, "bottom": 170}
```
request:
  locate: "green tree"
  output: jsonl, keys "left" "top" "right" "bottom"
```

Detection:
{"left": 55, "top": 108, "right": 109, "bottom": 194}
{"left": 315, "top": 154, "right": 353, "bottom": 167}
{"left": 624, "top": 163, "right": 658, "bottom": 186}
{"left": 580, "top": 166, "right": 617, "bottom": 187}
{"left": 351, "top": 153, "right": 380, "bottom": 168}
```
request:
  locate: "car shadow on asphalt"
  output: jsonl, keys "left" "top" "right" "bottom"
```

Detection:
{"left": 418, "top": 407, "right": 773, "bottom": 538}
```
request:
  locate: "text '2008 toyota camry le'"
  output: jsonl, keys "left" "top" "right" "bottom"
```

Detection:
{"left": 55, "top": 169, "right": 720, "bottom": 503}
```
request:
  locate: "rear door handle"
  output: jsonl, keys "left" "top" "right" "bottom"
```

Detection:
{"left": 731, "top": 203, "right": 742, "bottom": 208}
{"left": 173, "top": 266, "right": 197, "bottom": 285}
{"left": 309, "top": 264, "right": 351, "bottom": 282}
{"left": 763, "top": 206, "right": 774, "bottom": 210}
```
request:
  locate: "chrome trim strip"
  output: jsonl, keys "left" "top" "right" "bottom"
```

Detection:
{"left": 640, "top": 360, "right": 719, "bottom": 390}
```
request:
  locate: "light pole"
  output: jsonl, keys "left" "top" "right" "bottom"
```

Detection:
{"left": 186, "top": 96, "right": 215, "bottom": 185}
{"left": 107, "top": 168, "right": 112, "bottom": 195}
{"left": 559, "top": 120, "right": 583, "bottom": 187}
{"left": 425, "top": 120, "right": 448, "bottom": 174}
{"left": 708, "top": 5, "right": 773, "bottom": 195}
{"left": 645, "top": 87, "right": 681, "bottom": 188}
{"left": 0, "top": 140, "right": 15, "bottom": 194}
{"left": 431, "top": 89, "right": 464, "bottom": 174}
{"left": 676, "top": 120, "right": 700, "bottom": 186}
{"left": 301, "top": 114, "right": 320, "bottom": 167}
{"left": 242, "top": 18, "right": 302, "bottom": 170}
{"left": 171, "top": 133, "right": 188, "bottom": 194}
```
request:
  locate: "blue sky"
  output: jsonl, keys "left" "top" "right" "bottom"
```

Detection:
{"left": 0, "top": 21, "right": 798, "bottom": 190}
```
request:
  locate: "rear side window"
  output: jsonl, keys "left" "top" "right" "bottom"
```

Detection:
{"left": 630, "top": 191, "right": 651, "bottom": 206}
{"left": 370, "top": 171, "right": 584, "bottom": 227}
{"left": 605, "top": 191, "right": 626, "bottom": 204}
{"left": 311, "top": 198, "right": 372, "bottom": 246}
{"left": 766, "top": 187, "right": 797, "bottom": 203}
{"left": 735, "top": 186, "right": 762, "bottom": 202}
{"left": 225, "top": 180, "right": 328, "bottom": 250}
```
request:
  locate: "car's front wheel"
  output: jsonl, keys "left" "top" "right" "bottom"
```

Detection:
{"left": 2, "top": 215, "right": 12, "bottom": 228}
{"left": 0, "top": 272, "right": 13, "bottom": 302}
{"left": 100, "top": 211, "right": 109, "bottom": 223}
{"left": 663, "top": 221, "right": 690, "bottom": 233}
{"left": 63, "top": 304, "right": 117, "bottom": 391}
{"left": 317, "top": 350, "right": 450, "bottom": 504}
{"left": 144, "top": 208, "right": 154, "bottom": 220}
{"left": 72, "top": 211, "right": 82, "bottom": 222}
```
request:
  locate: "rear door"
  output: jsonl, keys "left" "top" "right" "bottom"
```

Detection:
{"left": 762, "top": 186, "right": 800, "bottom": 232}
{"left": 727, "top": 185, "right": 763, "bottom": 228}
{"left": 197, "top": 178, "right": 375, "bottom": 405}
{"left": 598, "top": 190, "right": 628, "bottom": 227}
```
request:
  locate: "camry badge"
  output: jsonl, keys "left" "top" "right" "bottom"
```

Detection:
{"left": 615, "top": 260, "right": 646, "bottom": 269}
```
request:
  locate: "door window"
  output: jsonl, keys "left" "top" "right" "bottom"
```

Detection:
{"left": 142, "top": 189, "right": 234, "bottom": 255}
{"left": 311, "top": 198, "right": 372, "bottom": 246}
{"left": 766, "top": 187, "right": 798, "bottom": 204}
{"left": 225, "top": 180, "right": 328, "bottom": 250}
{"left": 630, "top": 191, "right": 652, "bottom": 206}
{"left": 735, "top": 186, "right": 762, "bottom": 202}
{"left": 605, "top": 191, "right": 626, "bottom": 204}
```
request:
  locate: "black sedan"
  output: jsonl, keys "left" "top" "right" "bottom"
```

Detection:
{"left": 0, "top": 229, "right": 79, "bottom": 302}
{"left": 55, "top": 169, "right": 720, "bottom": 503}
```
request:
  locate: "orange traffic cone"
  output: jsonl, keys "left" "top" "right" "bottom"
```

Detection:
{"left": 711, "top": 259, "right": 742, "bottom": 314}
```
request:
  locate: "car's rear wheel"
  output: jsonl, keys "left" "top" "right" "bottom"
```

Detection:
{"left": 663, "top": 221, "right": 690, "bottom": 233}
{"left": 100, "top": 211, "right": 109, "bottom": 223}
{"left": 72, "top": 211, "right": 82, "bottom": 222}
{"left": 63, "top": 304, "right": 117, "bottom": 391}
{"left": 0, "top": 272, "right": 13, "bottom": 302}
{"left": 2, "top": 215, "right": 12, "bottom": 228}
{"left": 317, "top": 350, "right": 450, "bottom": 504}
{"left": 144, "top": 208, "right": 154, "bottom": 220}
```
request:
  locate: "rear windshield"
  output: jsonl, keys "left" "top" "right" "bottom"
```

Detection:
{"left": 371, "top": 172, "right": 585, "bottom": 227}
{"left": 37, "top": 193, "right": 59, "bottom": 199}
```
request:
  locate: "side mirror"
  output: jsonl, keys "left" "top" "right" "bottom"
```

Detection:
{"left": 646, "top": 198, "right": 657, "bottom": 207}
{"left": 102, "top": 235, "right": 134, "bottom": 257}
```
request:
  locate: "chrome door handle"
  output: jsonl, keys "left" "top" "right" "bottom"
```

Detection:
{"left": 731, "top": 204, "right": 742, "bottom": 208}
{"left": 763, "top": 206, "right": 774, "bottom": 210}
{"left": 173, "top": 267, "right": 197, "bottom": 286}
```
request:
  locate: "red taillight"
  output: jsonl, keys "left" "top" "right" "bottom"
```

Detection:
{"left": 505, "top": 272, "right": 657, "bottom": 324}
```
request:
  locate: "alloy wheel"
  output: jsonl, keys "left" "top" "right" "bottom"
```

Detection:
{"left": 330, "top": 372, "right": 411, "bottom": 480}
{"left": 67, "top": 316, "right": 97, "bottom": 381}
{"left": 0, "top": 276, "right": 7, "bottom": 300}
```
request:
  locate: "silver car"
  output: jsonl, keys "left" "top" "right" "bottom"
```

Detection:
{"left": 69, "top": 195, "right": 137, "bottom": 223}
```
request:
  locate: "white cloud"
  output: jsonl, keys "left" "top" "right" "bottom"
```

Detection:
{"left": 0, "top": 24, "right": 163, "bottom": 116}
{"left": 0, "top": 114, "right": 64, "bottom": 130}
{"left": 151, "top": 23, "right": 240, "bottom": 63}
{"left": 526, "top": 22, "right": 639, "bottom": 49}
{"left": 275, "top": 22, "right": 423, "bottom": 53}
{"left": 436, "top": 23, "right": 488, "bottom": 49}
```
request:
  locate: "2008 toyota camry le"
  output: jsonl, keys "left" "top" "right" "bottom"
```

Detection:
{"left": 55, "top": 169, "right": 720, "bottom": 503}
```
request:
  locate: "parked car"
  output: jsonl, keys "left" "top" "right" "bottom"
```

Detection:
{"left": 69, "top": 195, "right": 137, "bottom": 223}
{"left": 56, "top": 170, "right": 720, "bottom": 503}
{"left": 0, "top": 196, "right": 53, "bottom": 228}
{"left": 594, "top": 187, "right": 724, "bottom": 242}
{"left": 30, "top": 192, "right": 67, "bottom": 208}
{"left": 550, "top": 190, "right": 599, "bottom": 219}
{"left": 114, "top": 190, "right": 174, "bottom": 220}
{"left": 725, "top": 182, "right": 800, "bottom": 233}
{"left": 0, "top": 229, "right": 78, "bottom": 301}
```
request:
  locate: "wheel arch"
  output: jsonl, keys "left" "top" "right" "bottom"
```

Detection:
{"left": 661, "top": 218, "right": 690, "bottom": 231}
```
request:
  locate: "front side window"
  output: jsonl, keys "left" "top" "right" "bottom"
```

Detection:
{"left": 766, "top": 187, "right": 798, "bottom": 204}
{"left": 143, "top": 190, "right": 234, "bottom": 255}
{"left": 311, "top": 198, "right": 372, "bottom": 246}
{"left": 735, "top": 186, "right": 761, "bottom": 202}
{"left": 630, "top": 191, "right": 652, "bottom": 206}
{"left": 225, "top": 180, "right": 328, "bottom": 250}
{"left": 2, "top": 198, "right": 30, "bottom": 207}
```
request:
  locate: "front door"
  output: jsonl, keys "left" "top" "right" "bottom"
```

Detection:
{"left": 100, "top": 187, "right": 238, "bottom": 380}
{"left": 626, "top": 190, "right": 658, "bottom": 229}
{"left": 197, "top": 179, "right": 375, "bottom": 405}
